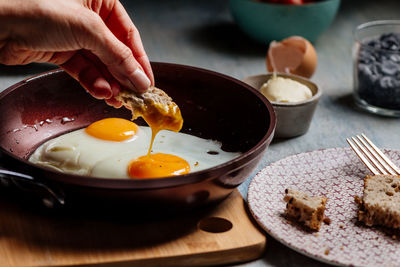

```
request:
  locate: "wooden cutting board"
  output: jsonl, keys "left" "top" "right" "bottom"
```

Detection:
{"left": 0, "top": 189, "right": 266, "bottom": 266}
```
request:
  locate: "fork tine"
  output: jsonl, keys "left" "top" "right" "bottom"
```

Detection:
{"left": 346, "top": 138, "right": 380, "bottom": 175}
{"left": 351, "top": 137, "right": 389, "bottom": 175}
{"left": 356, "top": 135, "right": 395, "bottom": 175}
{"left": 361, "top": 134, "right": 400, "bottom": 175}
{"left": 356, "top": 134, "right": 395, "bottom": 175}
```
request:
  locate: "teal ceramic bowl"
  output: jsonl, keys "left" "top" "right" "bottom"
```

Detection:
{"left": 230, "top": 0, "right": 341, "bottom": 43}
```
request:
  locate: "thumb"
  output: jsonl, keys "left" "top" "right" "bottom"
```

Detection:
{"left": 78, "top": 13, "right": 151, "bottom": 93}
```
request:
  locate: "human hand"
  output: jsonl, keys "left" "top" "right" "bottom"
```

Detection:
{"left": 0, "top": 0, "right": 154, "bottom": 107}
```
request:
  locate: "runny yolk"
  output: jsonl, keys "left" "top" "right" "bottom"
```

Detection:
{"left": 127, "top": 103, "right": 186, "bottom": 179}
{"left": 140, "top": 103, "right": 183, "bottom": 156}
{"left": 128, "top": 153, "right": 190, "bottom": 179}
{"left": 85, "top": 118, "right": 138, "bottom": 142}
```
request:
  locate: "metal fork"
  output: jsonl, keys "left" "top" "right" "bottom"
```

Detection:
{"left": 346, "top": 134, "right": 400, "bottom": 176}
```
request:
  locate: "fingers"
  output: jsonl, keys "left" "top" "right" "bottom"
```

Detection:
{"left": 105, "top": 97, "right": 123, "bottom": 108}
{"left": 82, "top": 50, "right": 123, "bottom": 108}
{"left": 86, "top": 22, "right": 151, "bottom": 93}
{"left": 103, "top": 1, "right": 154, "bottom": 85}
{"left": 62, "top": 50, "right": 123, "bottom": 108}
{"left": 63, "top": 1, "right": 153, "bottom": 93}
{"left": 60, "top": 51, "right": 113, "bottom": 100}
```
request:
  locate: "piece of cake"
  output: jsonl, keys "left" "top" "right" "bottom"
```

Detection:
{"left": 283, "top": 189, "right": 327, "bottom": 231}
{"left": 357, "top": 175, "right": 400, "bottom": 229}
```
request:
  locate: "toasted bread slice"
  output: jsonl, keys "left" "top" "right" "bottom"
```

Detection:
{"left": 284, "top": 189, "right": 327, "bottom": 231}
{"left": 357, "top": 175, "right": 400, "bottom": 229}
{"left": 116, "top": 87, "right": 183, "bottom": 133}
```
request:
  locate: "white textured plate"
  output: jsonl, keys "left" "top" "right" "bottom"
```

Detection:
{"left": 248, "top": 147, "right": 400, "bottom": 267}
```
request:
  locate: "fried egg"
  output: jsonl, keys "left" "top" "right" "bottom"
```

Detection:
{"left": 29, "top": 118, "right": 240, "bottom": 179}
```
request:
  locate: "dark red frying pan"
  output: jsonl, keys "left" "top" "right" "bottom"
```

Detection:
{"left": 0, "top": 62, "right": 276, "bottom": 210}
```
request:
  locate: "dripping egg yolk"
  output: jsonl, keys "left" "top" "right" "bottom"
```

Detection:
{"left": 128, "top": 153, "right": 190, "bottom": 179}
{"left": 85, "top": 118, "right": 138, "bottom": 142}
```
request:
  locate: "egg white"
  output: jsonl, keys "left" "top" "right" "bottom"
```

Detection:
{"left": 29, "top": 126, "right": 240, "bottom": 178}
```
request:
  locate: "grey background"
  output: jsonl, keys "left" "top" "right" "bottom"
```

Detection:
{"left": 1, "top": 0, "right": 399, "bottom": 265}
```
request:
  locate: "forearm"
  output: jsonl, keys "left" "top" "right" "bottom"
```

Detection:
{"left": 0, "top": 0, "right": 54, "bottom": 43}
{"left": 0, "top": 0, "right": 17, "bottom": 42}
{"left": 0, "top": 0, "right": 52, "bottom": 65}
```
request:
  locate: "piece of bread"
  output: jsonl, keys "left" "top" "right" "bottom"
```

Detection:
{"left": 115, "top": 87, "right": 183, "bottom": 132}
{"left": 357, "top": 175, "right": 400, "bottom": 229}
{"left": 283, "top": 189, "right": 327, "bottom": 231}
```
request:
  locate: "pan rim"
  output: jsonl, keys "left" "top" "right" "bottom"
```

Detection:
{"left": 0, "top": 62, "right": 276, "bottom": 190}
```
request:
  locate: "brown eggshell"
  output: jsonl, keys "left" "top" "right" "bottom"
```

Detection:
{"left": 266, "top": 36, "right": 317, "bottom": 78}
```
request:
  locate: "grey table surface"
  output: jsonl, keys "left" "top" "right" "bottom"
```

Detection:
{"left": 1, "top": 0, "right": 400, "bottom": 266}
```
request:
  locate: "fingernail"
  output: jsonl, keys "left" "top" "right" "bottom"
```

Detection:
{"left": 130, "top": 68, "right": 151, "bottom": 93}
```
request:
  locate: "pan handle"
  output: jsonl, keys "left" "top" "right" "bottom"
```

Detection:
{"left": 0, "top": 169, "right": 65, "bottom": 207}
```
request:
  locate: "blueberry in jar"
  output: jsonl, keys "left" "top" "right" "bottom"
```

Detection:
{"left": 356, "top": 32, "right": 400, "bottom": 109}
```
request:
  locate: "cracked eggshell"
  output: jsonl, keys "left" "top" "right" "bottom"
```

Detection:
{"left": 267, "top": 36, "right": 317, "bottom": 78}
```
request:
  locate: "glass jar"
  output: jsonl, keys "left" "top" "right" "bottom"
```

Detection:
{"left": 353, "top": 20, "right": 400, "bottom": 117}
